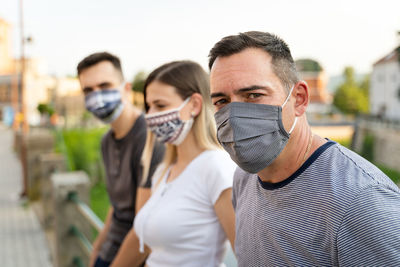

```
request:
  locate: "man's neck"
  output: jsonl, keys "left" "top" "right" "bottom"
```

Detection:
{"left": 257, "top": 118, "right": 324, "bottom": 184}
{"left": 110, "top": 103, "right": 141, "bottom": 140}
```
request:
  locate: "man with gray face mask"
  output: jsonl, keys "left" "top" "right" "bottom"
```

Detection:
{"left": 77, "top": 52, "right": 164, "bottom": 267}
{"left": 209, "top": 31, "right": 400, "bottom": 266}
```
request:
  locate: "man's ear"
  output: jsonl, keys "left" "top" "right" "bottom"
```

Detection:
{"left": 124, "top": 82, "right": 132, "bottom": 93}
{"left": 190, "top": 93, "right": 203, "bottom": 117}
{"left": 122, "top": 82, "right": 133, "bottom": 103}
{"left": 293, "top": 81, "right": 309, "bottom": 117}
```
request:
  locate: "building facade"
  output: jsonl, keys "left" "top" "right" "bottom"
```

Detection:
{"left": 295, "top": 59, "right": 332, "bottom": 116}
{"left": 370, "top": 47, "right": 400, "bottom": 120}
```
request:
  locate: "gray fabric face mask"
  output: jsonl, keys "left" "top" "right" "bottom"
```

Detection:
{"left": 214, "top": 87, "right": 297, "bottom": 173}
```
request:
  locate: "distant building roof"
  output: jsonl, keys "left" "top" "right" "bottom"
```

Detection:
{"left": 373, "top": 46, "right": 400, "bottom": 66}
{"left": 295, "top": 58, "right": 323, "bottom": 72}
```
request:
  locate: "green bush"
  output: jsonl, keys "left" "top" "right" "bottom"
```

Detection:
{"left": 361, "top": 133, "right": 374, "bottom": 162}
{"left": 332, "top": 137, "right": 351, "bottom": 148}
{"left": 55, "top": 127, "right": 110, "bottom": 221}
{"left": 54, "top": 127, "right": 108, "bottom": 183}
{"left": 90, "top": 182, "right": 110, "bottom": 221}
{"left": 376, "top": 164, "right": 400, "bottom": 185}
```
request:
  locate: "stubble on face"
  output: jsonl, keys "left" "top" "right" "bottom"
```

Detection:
{"left": 210, "top": 48, "right": 288, "bottom": 109}
{"left": 79, "top": 61, "right": 123, "bottom": 96}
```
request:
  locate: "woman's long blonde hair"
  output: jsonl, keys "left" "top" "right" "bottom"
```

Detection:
{"left": 141, "top": 60, "right": 220, "bottom": 186}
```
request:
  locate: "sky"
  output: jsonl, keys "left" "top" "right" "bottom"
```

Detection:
{"left": 1, "top": 0, "right": 400, "bottom": 80}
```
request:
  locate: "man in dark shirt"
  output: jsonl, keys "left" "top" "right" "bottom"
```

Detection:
{"left": 77, "top": 52, "right": 164, "bottom": 267}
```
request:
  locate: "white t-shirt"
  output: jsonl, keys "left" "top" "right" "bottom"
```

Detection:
{"left": 134, "top": 150, "right": 236, "bottom": 267}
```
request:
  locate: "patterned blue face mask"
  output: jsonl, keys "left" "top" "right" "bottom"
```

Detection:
{"left": 85, "top": 86, "right": 125, "bottom": 123}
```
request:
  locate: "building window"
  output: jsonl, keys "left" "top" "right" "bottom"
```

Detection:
{"left": 397, "top": 87, "right": 400, "bottom": 102}
{"left": 0, "top": 84, "right": 10, "bottom": 102}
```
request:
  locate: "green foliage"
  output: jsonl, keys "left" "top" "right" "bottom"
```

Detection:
{"left": 359, "top": 74, "right": 370, "bottom": 98}
{"left": 54, "top": 127, "right": 108, "bottom": 183}
{"left": 332, "top": 137, "right": 351, "bottom": 148}
{"left": 332, "top": 135, "right": 399, "bottom": 184}
{"left": 361, "top": 133, "right": 374, "bottom": 162}
{"left": 376, "top": 163, "right": 400, "bottom": 185}
{"left": 295, "top": 58, "right": 322, "bottom": 72}
{"left": 131, "top": 71, "right": 147, "bottom": 93}
{"left": 90, "top": 182, "right": 110, "bottom": 221}
{"left": 37, "top": 103, "right": 55, "bottom": 116}
{"left": 333, "top": 67, "right": 369, "bottom": 115}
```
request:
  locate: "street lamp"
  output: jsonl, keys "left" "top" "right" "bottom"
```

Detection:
{"left": 19, "top": 0, "right": 29, "bottom": 197}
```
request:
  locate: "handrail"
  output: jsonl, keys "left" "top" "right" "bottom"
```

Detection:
{"left": 69, "top": 225, "right": 92, "bottom": 256}
{"left": 72, "top": 257, "right": 85, "bottom": 267}
{"left": 67, "top": 192, "right": 104, "bottom": 232}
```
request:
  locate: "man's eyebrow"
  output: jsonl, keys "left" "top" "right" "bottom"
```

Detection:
{"left": 235, "top": 85, "right": 268, "bottom": 94}
{"left": 210, "top": 85, "right": 269, "bottom": 98}
{"left": 210, "top": 92, "right": 228, "bottom": 98}
{"left": 98, "top": 82, "right": 112, "bottom": 87}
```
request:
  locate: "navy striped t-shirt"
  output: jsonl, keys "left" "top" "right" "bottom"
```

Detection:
{"left": 233, "top": 141, "right": 400, "bottom": 266}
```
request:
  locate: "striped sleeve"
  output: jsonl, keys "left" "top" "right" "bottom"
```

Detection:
{"left": 337, "top": 185, "right": 400, "bottom": 265}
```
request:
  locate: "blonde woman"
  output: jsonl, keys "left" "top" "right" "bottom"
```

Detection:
{"left": 134, "top": 60, "right": 236, "bottom": 267}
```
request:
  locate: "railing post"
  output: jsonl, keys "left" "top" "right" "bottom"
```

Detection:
{"left": 25, "top": 128, "right": 55, "bottom": 200}
{"left": 51, "top": 171, "right": 91, "bottom": 267}
{"left": 39, "top": 153, "right": 66, "bottom": 229}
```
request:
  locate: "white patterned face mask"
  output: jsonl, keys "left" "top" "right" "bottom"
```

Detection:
{"left": 145, "top": 97, "right": 193, "bottom": 145}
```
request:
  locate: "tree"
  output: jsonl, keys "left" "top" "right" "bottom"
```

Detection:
{"left": 295, "top": 59, "right": 323, "bottom": 72}
{"left": 333, "top": 67, "right": 369, "bottom": 114}
{"left": 37, "top": 103, "right": 54, "bottom": 116}
{"left": 131, "top": 71, "right": 148, "bottom": 108}
{"left": 359, "top": 74, "right": 370, "bottom": 98}
{"left": 131, "top": 71, "right": 147, "bottom": 93}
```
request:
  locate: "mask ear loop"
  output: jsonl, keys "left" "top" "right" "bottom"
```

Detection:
{"left": 288, "top": 117, "right": 298, "bottom": 134}
{"left": 281, "top": 85, "right": 295, "bottom": 108}
{"left": 178, "top": 96, "right": 192, "bottom": 110}
{"left": 282, "top": 85, "right": 297, "bottom": 135}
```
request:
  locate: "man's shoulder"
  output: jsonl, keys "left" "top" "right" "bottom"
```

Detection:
{"left": 233, "top": 167, "right": 257, "bottom": 192}
{"left": 324, "top": 143, "right": 396, "bottom": 188}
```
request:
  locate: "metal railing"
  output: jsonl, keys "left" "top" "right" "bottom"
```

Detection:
{"left": 67, "top": 191, "right": 104, "bottom": 266}
{"left": 357, "top": 114, "right": 400, "bottom": 130}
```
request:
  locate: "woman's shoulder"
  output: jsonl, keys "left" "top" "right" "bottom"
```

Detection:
{"left": 200, "top": 149, "right": 235, "bottom": 164}
{"left": 195, "top": 149, "right": 237, "bottom": 176}
{"left": 150, "top": 163, "right": 169, "bottom": 187}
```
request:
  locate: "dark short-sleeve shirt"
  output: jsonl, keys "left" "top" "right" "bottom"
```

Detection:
{"left": 99, "top": 114, "right": 164, "bottom": 262}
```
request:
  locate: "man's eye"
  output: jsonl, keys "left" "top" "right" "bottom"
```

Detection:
{"left": 213, "top": 99, "right": 227, "bottom": 106}
{"left": 83, "top": 88, "right": 93, "bottom": 95}
{"left": 248, "top": 93, "right": 262, "bottom": 99}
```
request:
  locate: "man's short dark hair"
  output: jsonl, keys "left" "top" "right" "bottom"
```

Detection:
{"left": 208, "top": 31, "right": 299, "bottom": 92}
{"left": 77, "top": 52, "right": 124, "bottom": 78}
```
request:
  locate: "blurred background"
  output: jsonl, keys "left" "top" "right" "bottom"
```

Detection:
{"left": 0, "top": 0, "right": 399, "bottom": 266}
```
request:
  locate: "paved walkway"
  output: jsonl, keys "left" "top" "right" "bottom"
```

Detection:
{"left": 0, "top": 125, "right": 53, "bottom": 267}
